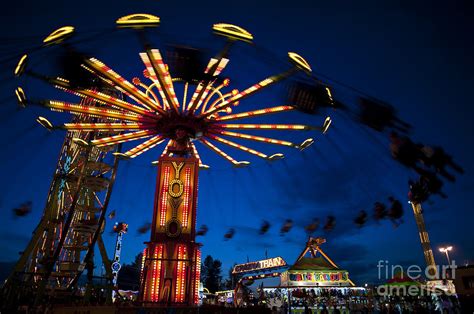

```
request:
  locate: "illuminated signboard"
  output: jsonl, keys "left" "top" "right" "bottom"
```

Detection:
{"left": 232, "top": 257, "right": 287, "bottom": 274}
{"left": 289, "top": 271, "right": 348, "bottom": 282}
{"left": 281, "top": 270, "right": 351, "bottom": 287}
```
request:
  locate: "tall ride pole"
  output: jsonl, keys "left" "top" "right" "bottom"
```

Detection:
{"left": 410, "top": 202, "right": 437, "bottom": 278}
{"left": 111, "top": 222, "right": 128, "bottom": 299}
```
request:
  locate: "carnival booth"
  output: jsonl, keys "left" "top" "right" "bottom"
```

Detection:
{"left": 263, "top": 237, "right": 369, "bottom": 313}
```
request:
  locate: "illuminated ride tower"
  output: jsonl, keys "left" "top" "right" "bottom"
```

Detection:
{"left": 410, "top": 202, "right": 437, "bottom": 277}
{"left": 140, "top": 143, "right": 201, "bottom": 305}
{"left": 12, "top": 14, "right": 333, "bottom": 307}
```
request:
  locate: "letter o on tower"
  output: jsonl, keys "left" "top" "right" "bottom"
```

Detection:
{"left": 168, "top": 179, "right": 184, "bottom": 198}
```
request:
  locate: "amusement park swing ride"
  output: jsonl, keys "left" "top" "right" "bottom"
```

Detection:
{"left": 6, "top": 13, "right": 333, "bottom": 306}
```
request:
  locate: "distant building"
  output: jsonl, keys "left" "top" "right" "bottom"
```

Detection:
{"left": 454, "top": 265, "right": 474, "bottom": 295}
{"left": 453, "top": 265, "right": 474, "bottom": 312}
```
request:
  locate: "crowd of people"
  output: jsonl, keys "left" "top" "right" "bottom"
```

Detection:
{"left": 257, "top": 287, "right": 462, "bottom": 313}
{"left": 259, "top": 287, "right": 369, "bottom": 313}
{"left": 373, "top": 294, "right": 462, "bottom": 313}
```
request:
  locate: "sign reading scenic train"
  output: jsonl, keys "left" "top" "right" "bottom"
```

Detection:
{"left": 232, "top": 257, "right": 287, "bottom": 274}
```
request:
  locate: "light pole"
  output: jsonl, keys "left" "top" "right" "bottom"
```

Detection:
{"left": 439, "top": 246, "right": 453, "bottom": 265}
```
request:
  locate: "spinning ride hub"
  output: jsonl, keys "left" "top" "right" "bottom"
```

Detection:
{"left": 140, "top": 156, "right": 200, "bottom": 306}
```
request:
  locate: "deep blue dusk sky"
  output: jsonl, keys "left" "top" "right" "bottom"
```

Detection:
{"left": 0, "top": 0, "right": 473, "bottom": 285}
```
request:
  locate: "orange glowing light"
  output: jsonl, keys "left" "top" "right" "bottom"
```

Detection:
{"left": 91, "top": 129, "right": 156, "bottom": 147}
{"left": 194, "top": 249, "right": 201, "bottom": 304}
{"left": 159, "top": 166, "right": 171, "bottom": 227}
{"left": 121, "top": 135, "right": 165, "bottom": 158}
{"left": 207, "top": 134, "right": 268, "bottom": 159}
{"left": 62, "top": 122, "right": 152, "bottom": 131}
{"left": 45, "top": 100, "right": 146, "bottom": 122}
{"left": 217, "top": 123, "right": 312, "bottom": 130}
{"left": 182, "top": 167, "right": 191, "bottom": 228}
{"left": 216, "top": 105, "right": 294, "bottom": 121}
{"left": 86, "top": 58, "right": 166, "bottom": 115}
{"left": 199, "top": 138, "right": 239, "bottom": 165}
{"left": 217, "top": 130, "right": 298, "bottom": 147}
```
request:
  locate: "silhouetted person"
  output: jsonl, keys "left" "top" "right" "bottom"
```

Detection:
{"left": 165, "top": 45, "right": 206, "bottom": 82}
{"left": 224, "top": 228, "right": 235, "bottom": 240}
{"left": 137, "top": 222, "right": 151, "bottom": 234}
{"left": 169, "top": 128, "right": 192, "bottom": 156}
{"left": 287, "top": 82, "right": 334, "bottom": 114}
{"left": 323, "top": 216, "right": 336, "bottom": 232}
{"left": 196, "top": 224, "right": 208, "bottom": 236}
{"left": 389, "top": 132, "right": 422, "bottom": 171}
{"left": 388, "top": 197, "right": 404, "bottom": 227}
{"left": 373, "top": 202, "right": 387, "bottom": 222}
{"left": 259, "top": 220, "right": 271, "bottom": 235}
{"left": 358, "top": 97, "right": 411, "bottom": 133}
{"left": 354, "top": 210, "right": 368, "bottom": 228}
{"left": 421, "top": 145, "right": 464, "bottom": 182}
{"left": 408, "top": 179, "right": 429, "bottom": 204}
{"left": 305, "top": 218, "right": 320, "bottom": 234}
{"left": 58, "top": 46, "right": 100, "bottom": 89}
{"left": 419, "top": 170, "right": 448, "bottom": 199}
{"left": 13, "top": 201, "right": 32, "bottom": 217}
{"left": 280, "top": 219, "right": 293, "bottom": 235}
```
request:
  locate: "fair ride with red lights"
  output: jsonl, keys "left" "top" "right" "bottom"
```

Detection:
{"left": 4, "top": 13, "right": 333, "bottom": 308}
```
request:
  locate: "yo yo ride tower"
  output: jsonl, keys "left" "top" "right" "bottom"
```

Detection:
{"left": 140, "top": 139, "right": 201, "bottom": 306}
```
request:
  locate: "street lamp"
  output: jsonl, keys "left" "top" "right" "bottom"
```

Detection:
{"left": 439, "top": 246, "right": 453, "bottom": 265}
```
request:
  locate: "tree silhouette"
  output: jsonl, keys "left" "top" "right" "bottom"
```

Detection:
{"left": 201, "top": 255, "right": 223, "bottom": 293}
{"left": 117, "top": 252, "right": 142, "bottom": 291}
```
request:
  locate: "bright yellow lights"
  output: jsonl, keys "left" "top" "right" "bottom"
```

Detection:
{"left": 86, "top": 57, "right": 167, "bottom": 115}
{"left": 14, "top": 54, "right": 27, "bottom": 77}
{"left": 299, "top": 138, "right": 314, "bottom": 150}
{"left": 36, "top": 116, "right": 53, "bottom": 131}
{"left": 325, "top": 87, "right": 334, "bottom": 103}
{"left": 210, "top": 134, "right": 268, "bottom": 159}
{"left": 23, "top": 17, "right": 328, "bottom": 172}
{"left": 72, "top": 138, "right": 89, "bottom": 146}
{"left": 91, "top": 130, "right": 155, "bottom": 147}
{"left": 220, "top": 124, "right": 311, "bottom": 130}
{"left": 216, "top": 105, "right": 294, "bottom": 122}
{"left": 190, "top": 142, "right": 209, "bottom": 169}
{"left": 267, "top": 153, "right": 284, "bottom": 161}
{"left": 15, "top": 87, "right": 26, "bottom": 107}
{"left": 322, "top": 117, "right": 332, "bottom": 134}
{"left": 220, "top": 130, "right": 297, "bottom": 148}
{"left": 122, "top": 135, "right": 165, "bottom": 158}
{"left": 53, "top": 79, "right": 155, "bottom": 117}
{"left": 43, "top": 26, "right": 75, "bottom": 45}
{"left": 234, "top": 161, "right": 250, "bottom": 168}
{"left": 62, "top": 123, "right": 149, "bottom": 131}
{"left": 288, "top": 52, "right": 312, "bottom": 72}
{"left": 213, "top": 23, "right": 253, "bottom": 42}
{"left": 112, "top": 152, "right": 131, "bottom": 159}
{"left": 200, "top": 138, "right": 239, "bottom": 165}
{"left": 116, "top": 14, "right": 160, "bottom": 28}
{"left": 46, "top": 100, "right": 145, "bottom": 122}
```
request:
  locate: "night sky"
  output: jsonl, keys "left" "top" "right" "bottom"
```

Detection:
{"left": 0, "top": 0, "right": 473, "bottom": 286}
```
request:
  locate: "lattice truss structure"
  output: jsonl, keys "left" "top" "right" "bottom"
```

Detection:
{"left": 15, "top": 15, "right": 333, "bottom": 169}
{"left": 6, "top": 106, "right": 120, "bottom": 293}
